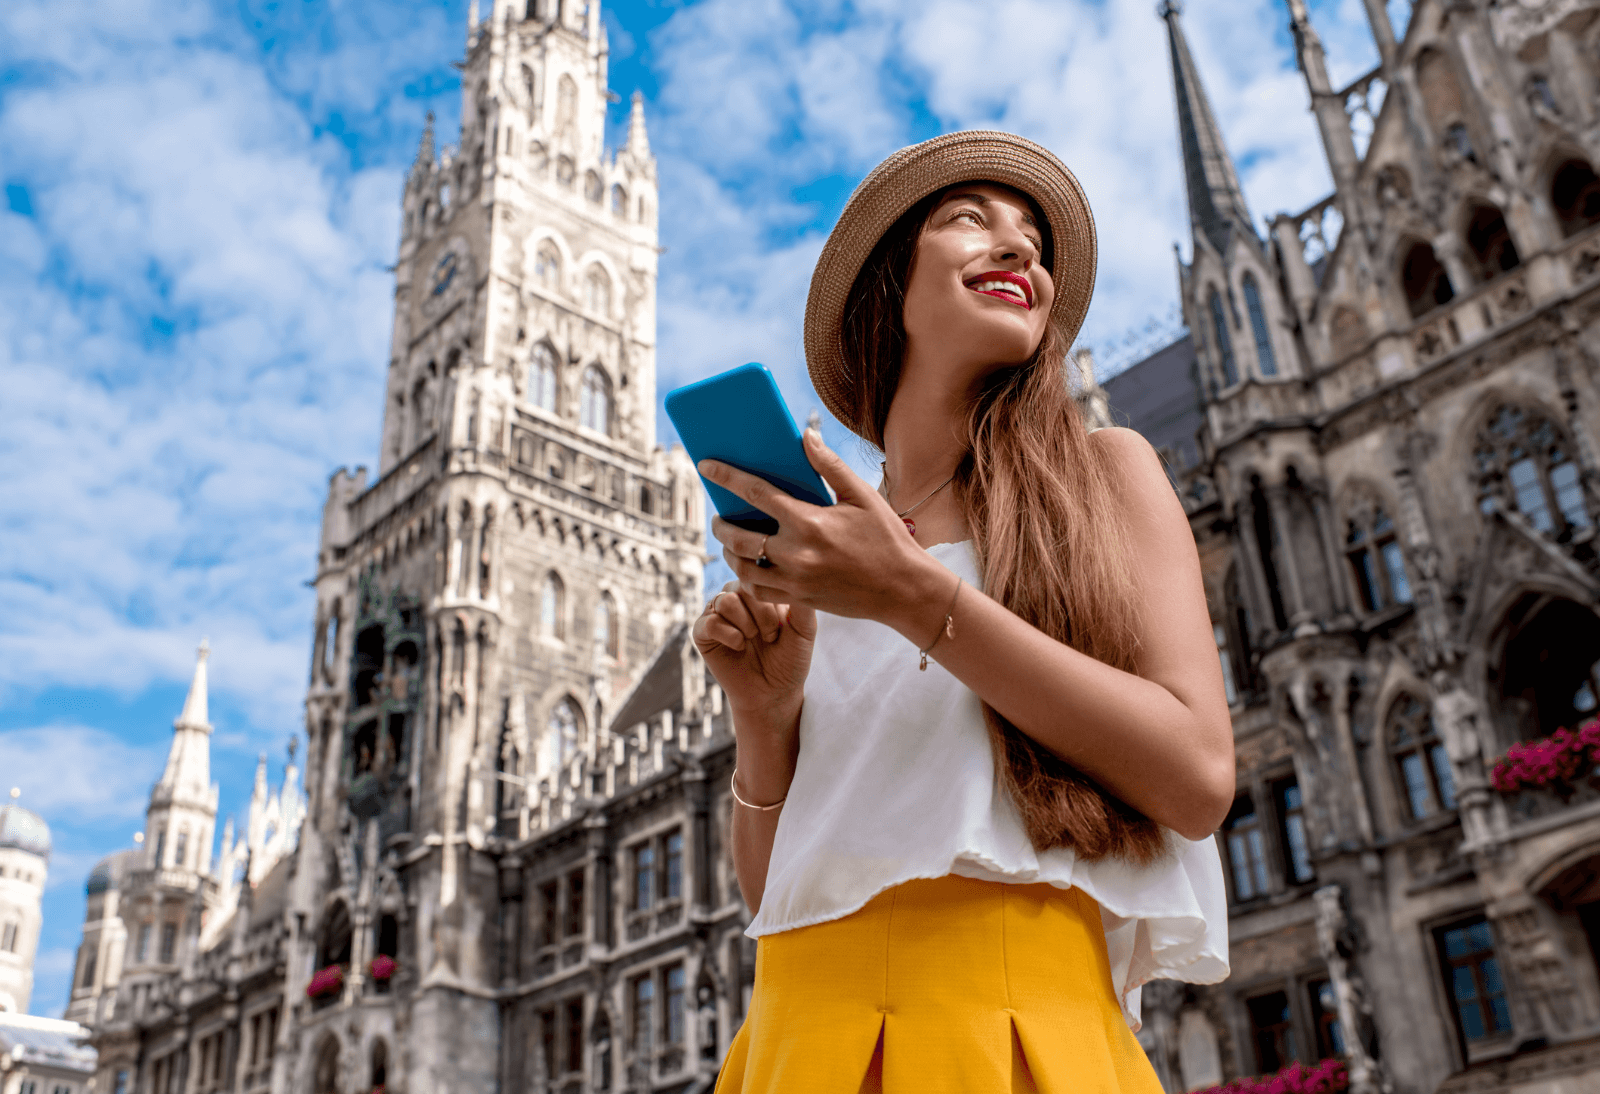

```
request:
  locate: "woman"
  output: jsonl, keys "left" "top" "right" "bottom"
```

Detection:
{"left": 695, "top": 131, "right": 1234, "bottom": 1093}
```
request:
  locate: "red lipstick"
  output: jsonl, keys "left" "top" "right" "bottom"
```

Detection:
{"left": 963, "top": 270, "right": 1033, "bottom": 309}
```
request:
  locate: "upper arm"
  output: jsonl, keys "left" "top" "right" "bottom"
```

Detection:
{"left": 1089, "top": 428, "right": 1233, "bottom": 750}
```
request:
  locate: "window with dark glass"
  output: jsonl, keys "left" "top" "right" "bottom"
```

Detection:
{"left": 539, "top": 1008, "right": 558, "bottom": 1080}
{"left": 664, "top": 830, "right": 683, "bottom": 901}
{"left": 1436, "top": 917, "right": 1511, "bottom": 1044}
{"left": 1474, "top": 403, "right": 1591, "bottom": 538}
{"left": 1390, "top": 696, "right": 1456, "bottom": 820}
{"left": 0, "top": 921, "right": 15, "bottom": 953}
{"left": 1400, "top": 240, "right": 1454, "bottom": 318}
{"left": 1242, "top": 274, "right": 1278, "bottom": 377}
{"left": 1208, "top": 289, "right": 1238, "bottom": 387}
{"left": 564, "top": 869, "right": 585, "bottom": 938}
{"left": 1246, "top": 990, "right": 1298, "bottom": 1072}
{"left": 1551, "top": 158, "right": 1600, "bottom": 237}
{"left": 665, "top": 963, "right": 686, "bottom": 1045}
{"left": 635, "top": 843, "right": 656, "bottom": 911}
{"left": 137, "top": 922, "right": 151, "bottom": 962}
{"left": 1224, "top": 797, "right": 1271, "bottom": 901}
{"left": 159, "top": 922, "right": 177, "bottom": 964}
{"left": 633, "top": 974, "right": 655, "bottom": 1052}
{"left": 1307, "top": 978, "right": 1346, "bottom": 1058}
{"left": 565, "top": 997, "right": 585, "bottom": 1073}
{"left": 539, "top": 880, "right": 559, "bottom": 947}
{"left": 1463, "top": 203, "right": 1520, "bottom": 281}
{"left": 1344, "top": 502, "right": 1411, "bottom": 612}
{"left": 1277, "top": 779, "right": 1315, "bottom": 884}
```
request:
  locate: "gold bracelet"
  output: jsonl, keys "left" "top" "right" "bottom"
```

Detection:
{"left": 730, "top": 769, "right": 786, "bottom": 811}
{"left": 919, "top": 575, "right": 962, "bottom": 671}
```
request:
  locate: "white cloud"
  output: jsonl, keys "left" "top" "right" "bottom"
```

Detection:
{"left": 0, "top": 726, "right": 163, "bottom": 823}
{"left": 1, "top": 0, "right": 1390, "bottom": 736}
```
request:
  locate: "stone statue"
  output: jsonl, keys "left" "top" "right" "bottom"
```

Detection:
{"left": 1313, "top": 885, "right": 1390, "bottom": 1094}
{"left": 697, "top": 985, "right": 719, "bottom": 1062}
{"left": 1430, "top": 671, "right": 1486, "bottom": 768}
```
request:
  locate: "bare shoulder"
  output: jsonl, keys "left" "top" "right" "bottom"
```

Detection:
{"left": 1087, "top": 427, "right": 1171, "bottom": 503}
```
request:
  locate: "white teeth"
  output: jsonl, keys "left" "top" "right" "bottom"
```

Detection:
{"left": 971, "top": 280, "right": 1026, "bottom": 302}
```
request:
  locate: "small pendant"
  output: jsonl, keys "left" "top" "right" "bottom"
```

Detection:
{"left": 903, "top": 518, "right": 916, "bottom": 536}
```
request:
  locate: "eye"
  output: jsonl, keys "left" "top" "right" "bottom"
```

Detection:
{"left": 951, "top": 208, "right": 982, "bottom": 225}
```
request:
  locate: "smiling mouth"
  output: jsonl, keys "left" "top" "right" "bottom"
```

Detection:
{"left": 964, "top": 271, "right": 1033, "bottom": 309}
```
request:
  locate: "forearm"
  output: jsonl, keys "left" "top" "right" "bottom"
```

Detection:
{"left": 727, "top": 699, "right": 801, "bottom": 917}
{"left": 887, "top": 559, "right": 1233, "bottom": 839}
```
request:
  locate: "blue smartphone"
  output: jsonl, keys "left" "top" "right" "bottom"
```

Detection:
{"left": 664, "top": 363, "right": 833, "bottom": 534}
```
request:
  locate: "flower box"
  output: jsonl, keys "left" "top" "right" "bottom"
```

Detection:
{"left": 369, "top": 955, "right": 397, "bottom": 981}
{"left": 1491, "top": 719, "right": 1600, "bottom": 795}
{"left": 305, "top": 964, "right": 345, "bottom": 999}
{"left": 1192, "top": 1058, "right": 1348, "bottom": 1094}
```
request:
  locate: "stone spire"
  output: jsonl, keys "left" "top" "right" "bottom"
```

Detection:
{"left": 412, "top": 112, "right": 436, "bottom": 182}
{"left": 1160, "top": 0, "right": 1256, "bottom": 256}
{"left": 156, "top": 640, "right": 213, "bottom": 804}
{"left": 625, "top": 91, "right": 651, "bottom": 160}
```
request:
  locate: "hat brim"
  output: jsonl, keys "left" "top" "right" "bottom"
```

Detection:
{"left": 803, "top": 130, "right": 1097, "bottom": 437}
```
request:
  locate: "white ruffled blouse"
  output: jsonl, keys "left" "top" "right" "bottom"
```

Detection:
{"left": 745, "top": 540, "right": 1230, "bottom": 1031}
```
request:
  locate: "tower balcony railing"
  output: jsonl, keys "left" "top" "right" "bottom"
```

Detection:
{"left": 347, "top": 434, "right": 438, "bottom": 532}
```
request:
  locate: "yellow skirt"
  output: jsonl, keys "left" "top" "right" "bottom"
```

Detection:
{"left": 715, "top": 875, "right": 1163, "bottom": 1093}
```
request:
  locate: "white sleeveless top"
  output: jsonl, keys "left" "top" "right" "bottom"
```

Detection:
{"left": 746, "top": 540, "right": 1230, "bottom": 1031}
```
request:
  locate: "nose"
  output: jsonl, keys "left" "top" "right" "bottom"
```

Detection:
{"left": 990, "top": 218, "right": 1036, "bottom": 270}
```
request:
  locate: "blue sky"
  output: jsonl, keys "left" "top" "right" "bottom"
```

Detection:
{"left": 0, "top": 0, "right": 1388, "bottom": 1016}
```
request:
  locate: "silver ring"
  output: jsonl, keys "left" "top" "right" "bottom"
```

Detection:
{"left": 756, "top": 534, "right": 774, "bottom": 570}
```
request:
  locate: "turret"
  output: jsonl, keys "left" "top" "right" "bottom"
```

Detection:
{"left": 144, "top": 640, "right": 219, "bottom": 878}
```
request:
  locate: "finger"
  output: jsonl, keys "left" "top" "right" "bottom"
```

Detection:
{"left": 739, "top": 590, "right": 787, "bottom": 643}
{"left": 802, "top": 427, "right": 876, "bottom": 505}
{"left": 724, "top": 547, "right": 794, "bottom": 593}
{"left": 697, "top": 616, "right": 748, "bottom": 652}
{"left": 711, "top": 586, "right": 762, "bottom": 641}
{"left": 785, "top": 602, "right": 819, "bottom": 641}
{"left": 710, "top": 515, "right": 769, "bottom": 559}
{"left": 699, "top": 459, "right": 808, "bottom": 524}
{"left": 740, "top": 580, "right": 790, "bottom": 607}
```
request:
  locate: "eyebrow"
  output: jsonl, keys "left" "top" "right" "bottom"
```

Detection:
{"left": 938, "top": 190, "right": 1039, "bottom": 229}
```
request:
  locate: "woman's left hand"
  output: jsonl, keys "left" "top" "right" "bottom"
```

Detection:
{"left": 700, "top": 429, "right": 942, "bottom": 624}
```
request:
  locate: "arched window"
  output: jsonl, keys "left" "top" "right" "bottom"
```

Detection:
{"left": 1343, "top": 495, "right": 1412, "bottom": 611}
{"left": 318, "top": 900, "right": 353, "bottom": 969}
{"left": 535, "top": 242, "right": 561, "bottom": 291}
{"left": 541, "top": 572, "right": 565, "bottom": 639}
{"left": 1463, "top": 202, "right": 1520, "bottom": 281}
{"left": 584, "top": 170, "right": 603, "bottom": 204}
{"left": 611, "top": 184, "right": 628, "bottom": 218}
{"left": 1390, "top": 696, "right": 1455, "bottom": 821}
{"left": 174, "top": 828, "right": 188, "bottom": 868}
{"left": 1552, "top": 158, "right": 1600, "bottom": 237}
{"left": 1241, "top": 274, "right": 1277, "bottom": 377}
{"left": 530, "top": 343, "right": 558, "bottom": 412}
{"left": 550, "top": 699, "right": 580, "bottom": 768}
{"left": 1474, "top": 403, "right": 1592, "bottom": 536}
{"left": 1400, "top": 240, "right": 1454, "bottom": 318}
{"left": 580, "top": 366, "right": 612, "bottom": 434}
{"left": 596, "top": 591, "right": 618, "bottom": 658}
{"left": 585, "top": 266, "right": 611, "bottom": 316}
{"left": 638, "top": 484, "right": 654, "bottom": 515}
{"left": 556, "top": 156, "right": 575, "bottom": 188}
{"left": 1207, "top": 289, "right": 1238, "bottom": 388}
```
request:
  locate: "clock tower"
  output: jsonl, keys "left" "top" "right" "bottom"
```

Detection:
{"left": 296, "top": 1, "right": 705, "bottom": 1088}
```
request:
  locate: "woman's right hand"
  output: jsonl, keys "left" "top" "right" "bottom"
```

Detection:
{"left": 693, "top": 581, "right": 817, "bottom": 718}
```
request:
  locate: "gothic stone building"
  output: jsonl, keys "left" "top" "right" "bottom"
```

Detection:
{"left": 1097, "top": 2, "right": 1600, "bottom": 1091}
{"left": 73, "top": 0, "right": 1600, "bottom": 1092}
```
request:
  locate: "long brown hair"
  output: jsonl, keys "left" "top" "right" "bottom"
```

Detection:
{"left": 838, "top": 187, "right": 1167, "bottom": 864}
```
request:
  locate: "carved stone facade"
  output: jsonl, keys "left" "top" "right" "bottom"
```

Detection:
{"left": 77, "top": 4, "right": 731, "bottom": 1093}
{"left": 1114, "top": 3, "right": 1600, "bottom": 1091}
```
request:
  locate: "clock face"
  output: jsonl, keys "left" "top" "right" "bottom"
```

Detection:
{"left": 430, "top": 251, "right": 459, "bottom": 297}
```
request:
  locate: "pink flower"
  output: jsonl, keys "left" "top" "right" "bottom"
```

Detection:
{"left": 305, "top": 964, "right": 345, "bottom": 999}
{"left": 369, "top": 955, "right": 397, "bottom": 981}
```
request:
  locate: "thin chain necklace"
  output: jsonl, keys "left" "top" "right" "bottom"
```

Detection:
{"left": 881, "top": 463, "right": 956, "bottom": 536}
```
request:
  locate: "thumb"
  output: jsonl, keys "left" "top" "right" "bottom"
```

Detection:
{"left": 803, "top": 427, "right": 872, "bottom": 505}
{"left": 783, "top": 601, "right": 818, "bottom": 642}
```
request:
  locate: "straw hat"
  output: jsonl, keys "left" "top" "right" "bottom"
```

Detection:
{"left": 803, "top": 130, "right": 1097, "bottom": 435}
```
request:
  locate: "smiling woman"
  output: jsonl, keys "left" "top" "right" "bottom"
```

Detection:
{"left": 697, "top": 132, "right": 1232, "bottom": 1094}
